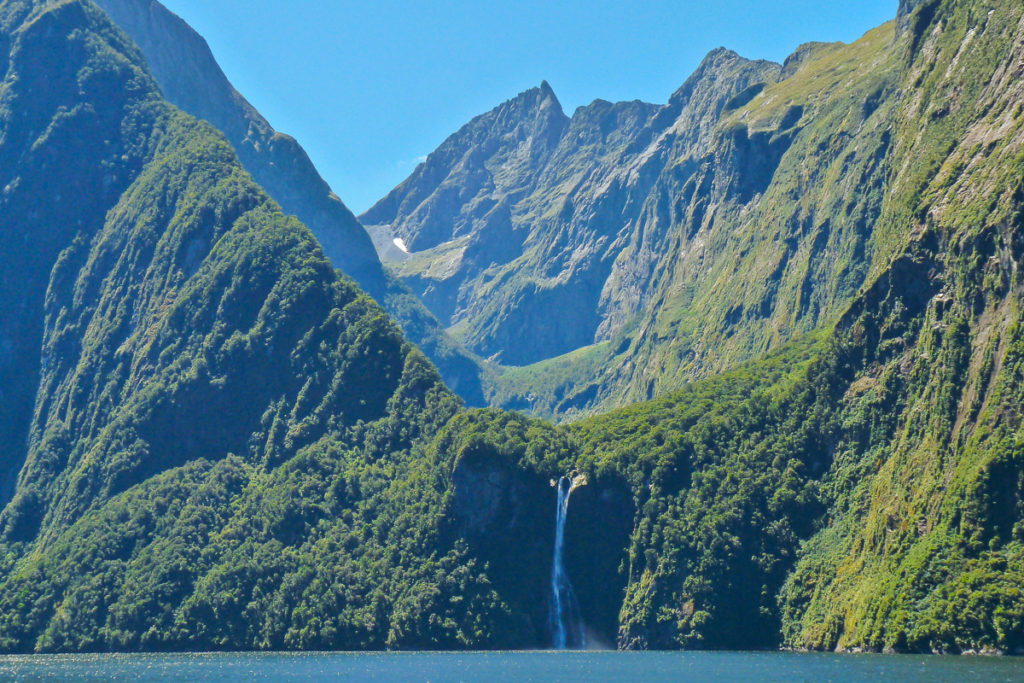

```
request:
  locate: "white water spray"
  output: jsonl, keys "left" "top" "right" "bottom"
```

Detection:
{"left": 550, "top": 473, "right": 586, "bottom": 649}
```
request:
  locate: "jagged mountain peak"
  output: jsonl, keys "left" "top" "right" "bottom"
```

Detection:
{"left": 695, "top": 45, "right": 746, "bottom": 66}
{"left": 536, "top": 79, "right": 565, "bottom": 113}
{"left": 360, "top": 79, "right": 570, "bottom": 252}
{"left": 494, "top": 80, "right": 568, "bottom": 124}
{"left": 363, "top": 11, "right": 908, "bottom": 396}
{"left": 361, "top": 38, "right": 817, "bottom": 370}
{"left": 669, "top": 46, "right": 780, "bottom": 109}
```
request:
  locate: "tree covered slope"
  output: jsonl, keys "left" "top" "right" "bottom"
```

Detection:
{"left": 0, "top": 0, "right": 495, "bottom": 651}
{"left": 0, "top": 0, "right": 1022, "bottom": 658}
{"left": 93, "top": 0, "right": 489, "bottom": 406}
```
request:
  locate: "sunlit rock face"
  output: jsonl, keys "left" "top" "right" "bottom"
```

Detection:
{"left": 363, "top": 53, "right": 783, "bottom": 369}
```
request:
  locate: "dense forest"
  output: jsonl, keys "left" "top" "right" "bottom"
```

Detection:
{"left": 0, "top": 0, "right": 1020, "bottom": 656}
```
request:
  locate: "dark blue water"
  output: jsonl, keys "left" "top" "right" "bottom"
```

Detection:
{"left": 0, "top": 650, "right": 1022, "bottom": 682}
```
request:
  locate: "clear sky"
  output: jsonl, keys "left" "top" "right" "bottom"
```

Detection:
{"left": 158, "top": 0, "right": 899, "bottom": 214}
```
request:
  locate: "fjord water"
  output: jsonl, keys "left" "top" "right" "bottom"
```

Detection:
{"left": 1, "top": 652, "right": 1023, "bottom": 682}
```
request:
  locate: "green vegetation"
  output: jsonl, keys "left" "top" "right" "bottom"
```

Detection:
{"left": 569, "top": 333, "right": 829, "bottom": 648}
{"left": 0, "top": 0, "right": 1022, "bottom": 657}
{"left": 364, "top": 18, "right": 906, "bottom": 420}
{"left": 0, "top": 0, "right": 496, "bottom": 652}
{"left": 486, "top": 341, "right": 614, "bottom": 419}
{"left": 95, "top": 0, "right": 490, "bottom": 407}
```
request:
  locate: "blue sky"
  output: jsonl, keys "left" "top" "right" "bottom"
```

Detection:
{"left": 158, "top": 0, "right": 898, "bottom": 214}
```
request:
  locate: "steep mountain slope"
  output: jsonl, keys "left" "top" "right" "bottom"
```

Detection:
{"left": 0, "top": 0, "right": 521, "bottom": 652}
{"left": 546, "top": 0, "right": 1024, "bottom": 653}
{"left": 92, "top": 0, "right": 380, "bottom": 288}
{"left": 779, "top": 0, "right": 1024, "bottom": 652}
{"left": 359, "top": 0, "right": 1024, "bottom": 653}
{"left": 436, "top": 0, "right": 1024, "bottom": 652}
{"left": 1, "top": 0, "right": 1023, "bottom": 658}
{"left": 0, "top": 0, "right": 162, "bottom": 500}
{"left": 601, "top": 25, "right": 902, "bottom": 408}
{"left": 94, "top": 0, "right": 488, "bottom": 404}
{"left": 364, "top": 23, "right": 906, "bottom": 418}
{"left": 362, "top": 54, "right": 780, "bottom": 368}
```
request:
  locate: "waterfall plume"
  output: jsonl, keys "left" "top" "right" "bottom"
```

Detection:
{"left": 550, "top": 473, "right": 586, "bottom": 649}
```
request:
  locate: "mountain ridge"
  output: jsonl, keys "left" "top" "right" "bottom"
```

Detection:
{"left": 0, "top": 0, "right": 493, "bottom": 651}
{"left": 0, "top": 0, "right": 1021, "bottom": 657}
{"left": 95, "top": 0, "right": 491, "bottom": 405}
{"left": 363, "top": 30, "right": 892, "bottom": 415}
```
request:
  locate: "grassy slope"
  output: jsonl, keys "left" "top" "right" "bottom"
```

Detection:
{"left": 560, "top": 0, "right": 1024, "bottom": 652}
{"left": 779, "top": 0, "right": 1024, "bottom": 653}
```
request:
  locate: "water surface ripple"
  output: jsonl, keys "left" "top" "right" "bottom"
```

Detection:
{"left": 1, "top": 650, "right": 1022, "bottom": 682}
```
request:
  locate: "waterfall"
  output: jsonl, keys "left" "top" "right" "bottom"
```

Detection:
{"left": 550, "top": 474, "right": 585, "bottom": 649}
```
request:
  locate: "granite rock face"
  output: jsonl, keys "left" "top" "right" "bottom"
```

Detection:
{"left": 364, "top": 50, "right": 782, "bottom": 368}
{"left": 365, "top": 81, "right": 569, "bottom": 254}
{"left": 365, "top": 32, "right": 902, "bottom": 416}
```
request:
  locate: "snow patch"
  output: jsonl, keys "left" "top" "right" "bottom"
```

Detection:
{"left": 393, "top": 237, "right": 410, "bottom": 254}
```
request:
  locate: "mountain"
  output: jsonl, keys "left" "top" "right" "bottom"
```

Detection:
{"left": 0, "top": 0, "right": 506, "bottom": 651}
{"left": 359, "top": 0, "right": 1024, "bottom": 652}
{"left": 484, "top": 0, "right": 1024, "bottom": 652}
{"left": 93, "top": 0, "right": 488, "bottom": 405}
{"left": 363, "top": 25, "right": 900, "bottom": 418}
{"left": 92, "top": 0, "right": 380, "bottom": 288}
{"left": 0, "top": 0, "right": 1022, "bottom": 658}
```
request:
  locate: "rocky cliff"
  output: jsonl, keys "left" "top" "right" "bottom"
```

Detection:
{"left": 363, "top": 53, "right": 781, "bottom": 368}
{"left": 364, "top": 25, "right": 903, "bottom": 418}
